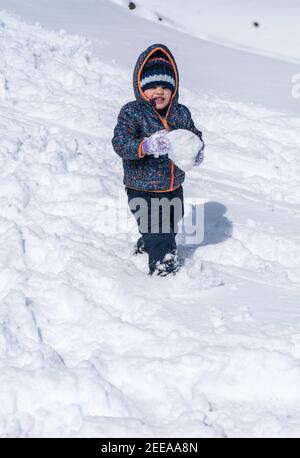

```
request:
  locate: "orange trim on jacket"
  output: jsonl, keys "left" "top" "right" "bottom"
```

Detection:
{"left": 138, "top": 139, "right": 145, "bottom": 158}
{"left": 126, "top": 183, "right": 182, "bottom": 193}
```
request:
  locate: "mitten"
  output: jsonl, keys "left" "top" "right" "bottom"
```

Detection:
{"left": 143, "top": 130, "right": 171, "bottom": 158}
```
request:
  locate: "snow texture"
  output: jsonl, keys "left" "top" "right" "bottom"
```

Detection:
{"left": 111, "top": 0, "right": 300, "bottom": 63}
{"left": 167, "top": 129, "right": 202, "bottom": 172}
{"left": 0, "top": 1, "right": 299, "bottom": 439}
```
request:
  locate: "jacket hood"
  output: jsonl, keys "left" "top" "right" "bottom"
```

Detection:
{"left": 133, "top": 43, "right": 179, "bottom": 114}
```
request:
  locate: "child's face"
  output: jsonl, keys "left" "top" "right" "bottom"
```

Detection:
{"left": 143, "top": 86, "right": 172, "bottom": 110}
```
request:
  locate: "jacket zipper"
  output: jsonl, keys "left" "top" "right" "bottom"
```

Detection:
{"left": 151, "top": 106, "right": 175, "bottom": 191}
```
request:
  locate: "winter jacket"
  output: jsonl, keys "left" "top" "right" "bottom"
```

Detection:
{"left": 112, "top": 43, "right": 204, "bottom": 192}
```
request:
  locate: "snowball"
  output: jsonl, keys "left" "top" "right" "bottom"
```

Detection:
{"left": 167, "top": 129, "right": 202, "bottom": 172}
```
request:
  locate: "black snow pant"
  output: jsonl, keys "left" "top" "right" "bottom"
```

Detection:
{"left": 126, "top": 185, "right": 184, "bottom": 276}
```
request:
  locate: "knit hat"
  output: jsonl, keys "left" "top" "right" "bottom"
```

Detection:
{"left": 140, "top": 54, "right": 176, "bottom": 93}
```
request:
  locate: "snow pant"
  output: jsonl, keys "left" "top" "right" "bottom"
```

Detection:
{"left": 126, "top": 185, "right": 184, "bottom": 275}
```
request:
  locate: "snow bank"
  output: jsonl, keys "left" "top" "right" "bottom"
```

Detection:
{"left": 111, "top": 0, "right": 300, "bottom": 62}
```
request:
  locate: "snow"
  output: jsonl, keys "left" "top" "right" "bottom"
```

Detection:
{"left": 110, "top": 0, "right": 300, "bottom": 63}
{"left": 167, "top": 129, "right": 202, "bottom": 172}
{"left": 0, "top": 1, "right": 300, "bottom": 439}
{"left": 2, "top": 0, "right": 300, "bottom": 115}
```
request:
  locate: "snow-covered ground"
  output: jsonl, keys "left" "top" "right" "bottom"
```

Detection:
{"left": 111, "top": 0, "right": 300, "bottom": 63}
{"left": 2, "top": 0, "right": 300, "bottom": 114}
{"left": 0, "top": 1, "right": 300, "bottom": 438}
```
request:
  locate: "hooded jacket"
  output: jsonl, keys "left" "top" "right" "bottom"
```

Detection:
{"left": 112, "top": 43, "right": 204, "bottom": 192}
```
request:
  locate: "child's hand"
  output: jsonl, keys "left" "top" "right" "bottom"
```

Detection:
{"left": 143, "top": 130, "right": 171, "bottom": 158}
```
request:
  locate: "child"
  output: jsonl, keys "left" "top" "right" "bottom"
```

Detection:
{"left": 112, "top": 43, "right": 204, "bottom": 277}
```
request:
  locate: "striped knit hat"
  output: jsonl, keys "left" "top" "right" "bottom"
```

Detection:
{"left": 141, "top": 53, "right": 176, "bottom": 92}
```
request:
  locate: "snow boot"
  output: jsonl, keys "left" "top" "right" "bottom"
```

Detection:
{"left": 134, "top": 236, "right": 145, "bottom": 255}
{"left": 149, "top": 251, "right": 180, "bottom": 277}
